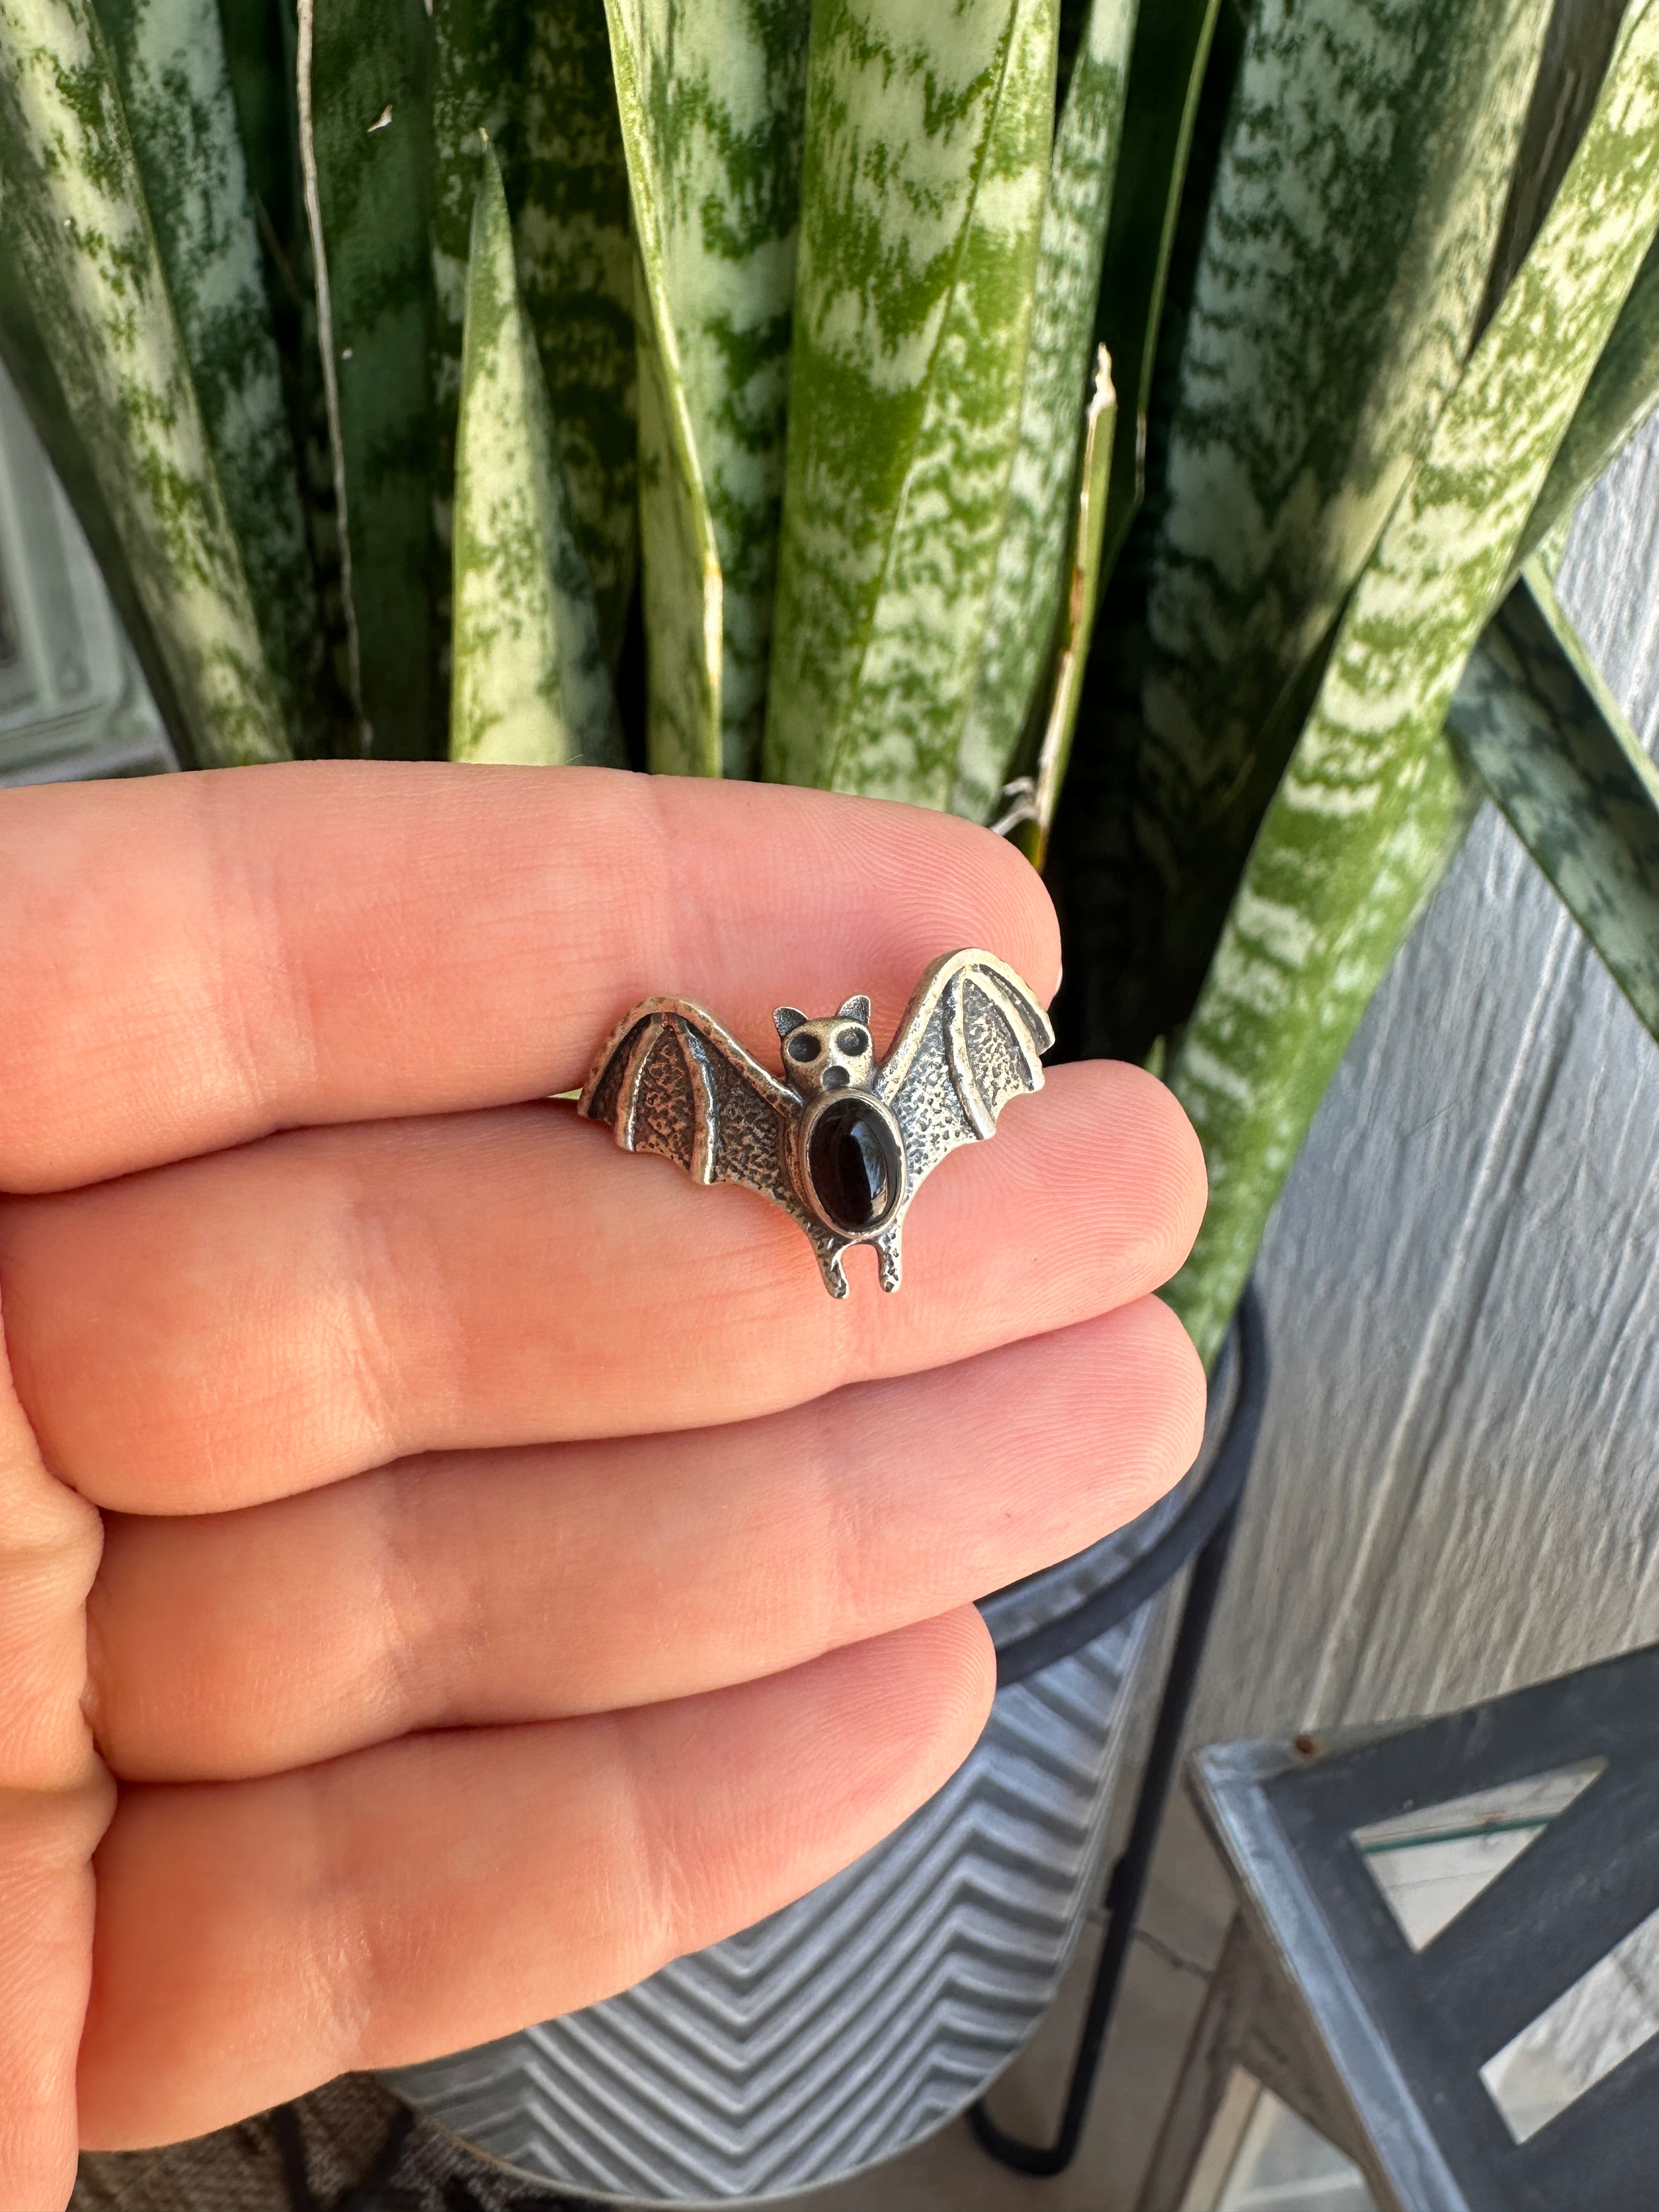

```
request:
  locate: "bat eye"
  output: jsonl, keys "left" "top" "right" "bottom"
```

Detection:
{"left": 837, "top": 1026, "right": 868, "bottom": 1053}
{"left": 787, "top": 1032, "right": 820, "bottom": 1064}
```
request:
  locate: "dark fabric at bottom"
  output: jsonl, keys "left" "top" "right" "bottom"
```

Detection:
{"left": 73, "top": 2078, "right": 600, "bottom": 2212}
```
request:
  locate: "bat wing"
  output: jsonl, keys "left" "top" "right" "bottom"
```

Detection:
{"left": 578, "top": 996, "right": 816, "bottom": 1235}
{"left": 872, "top": 950, "right": 1053, "bottom": 1194}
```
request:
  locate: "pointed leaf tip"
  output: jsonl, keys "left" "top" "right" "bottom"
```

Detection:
{"left": 1449, "top": 565, "right": 1659, "bottom": 1045}
{"left": 449, "top": 144, "right": 623, "bottom": 768}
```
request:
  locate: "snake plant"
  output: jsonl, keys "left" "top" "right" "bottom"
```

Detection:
{"left": 3, "top": 0, "right": 1659, "bottom": 1363}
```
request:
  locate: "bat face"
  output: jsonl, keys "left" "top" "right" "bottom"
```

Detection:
{"left": 772, "top": 995, "right": 875, "bottom": 1098}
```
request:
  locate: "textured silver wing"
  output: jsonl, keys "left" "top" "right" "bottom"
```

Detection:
{"left": 872, "top": 950, "right": 1052, "bottom": 1194}
{"left": 580, "top": 996, "right": 798, "bottom": 1207}
{"left": 579, "top": 997, "right": 856, "bottom": 1288}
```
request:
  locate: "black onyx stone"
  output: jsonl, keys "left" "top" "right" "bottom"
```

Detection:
{"left": 807, "top": 1096, "right": 902, "bottom": 1234}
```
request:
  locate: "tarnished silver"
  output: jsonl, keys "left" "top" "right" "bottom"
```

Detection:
{"left": 578, "top": 947, "right": 1053, "bottom": 1297}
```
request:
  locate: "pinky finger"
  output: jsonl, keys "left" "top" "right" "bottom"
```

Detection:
{"left": 77, "top": 1610, "right": 995, "bottom": 2150}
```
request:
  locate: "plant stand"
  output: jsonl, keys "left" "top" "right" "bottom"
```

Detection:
{"left": 1139, "top": 1643, "right": 1659, "bottom": 2211}
{"left": 970, "top": 1280, "right": 1266, "bottom": 2177}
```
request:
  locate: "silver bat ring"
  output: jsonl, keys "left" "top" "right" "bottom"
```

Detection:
{"left": 577, "top": 948, "right": 1053, "bottom": 1299}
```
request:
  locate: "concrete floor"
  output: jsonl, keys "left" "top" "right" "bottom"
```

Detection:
{"left": 791, "top": 1791, "right": 1239, "bottom": 2212}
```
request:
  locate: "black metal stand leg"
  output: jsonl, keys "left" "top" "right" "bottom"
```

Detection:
{"left": 969, "top": 1286, "right": 1267, "bottom": 2181}
{"left": 970, "top": 1506, "right": 1243, "bottom": 2178}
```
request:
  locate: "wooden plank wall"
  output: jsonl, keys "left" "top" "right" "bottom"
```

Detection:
{"left": 1190, "top": 417, "right": 1659, "bottom": 1746}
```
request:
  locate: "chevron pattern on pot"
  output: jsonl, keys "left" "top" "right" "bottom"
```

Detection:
{"left": 385, "top": 1607, "right": 1160, "bottom": 2202}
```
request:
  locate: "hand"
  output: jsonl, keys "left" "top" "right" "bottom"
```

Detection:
{"left": 0, "top": 764, "right": 1205, "bottom": 2207}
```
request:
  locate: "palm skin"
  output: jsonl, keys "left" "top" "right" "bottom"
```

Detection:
{"left": 0, "top": 764, "right": 1206, "bottom": 2210}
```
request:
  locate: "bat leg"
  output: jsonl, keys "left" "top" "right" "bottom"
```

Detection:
{"left": 875, "top": 1228, "right": 902, "bottom": 1294}
{"left": 814, "top": 1239, "right": 850, "bottom": 1299}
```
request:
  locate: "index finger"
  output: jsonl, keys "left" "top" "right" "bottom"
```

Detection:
{"left": 0, "top": 764, "right": 1059, "bottom": 1193}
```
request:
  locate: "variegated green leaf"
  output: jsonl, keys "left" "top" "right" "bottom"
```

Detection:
{"left": 1176, "top": 741, "right": 1482, "bottom": 1369}
{"left": 431, "top": 0, "right": 636, "bottom": 665}
{"left": 95, "top": 0, "right": 318, "bottom": 729}
{"left": 1520, "top": 229, "right": 1659, "bottom": 568}
{"left": 1449, "top": 561, "right": 1659, "bottom": 1042}
{"left": 449, "top": 145, "right": 621, "bottom": 768}
{"left": 1475, "top": 0, "right": 1628, "bottom": 331}
{"left": 951, "top": 0, "right": 1137, "bottom": 823}
{"left": 1133, "top": 0, "right": 1552, "bottom": 1026}
{"left": 298, "top": 0, "right": 438, "bottom": 757}
{"left": 764, "top": 0, "right": 1058, "bottom": 805}
{"left": 430, "top": 3, "right": 514, "bottom": 522}
{"left": 1002, "top": 346, "right": 1115, "bottom": 868}
{"left": 430, "top": 1, "right": 512, "bottom": 452}
{"left": 512, "top": 14, "right": 634, "bottom": 675}
{"left": 1034, "top": 0, "right": 1231, "bottom": 1060}
{"left": 1166, "top": 0, "right": 1659, "bottom": 1367}
{"left": 216, "top": 0, "right": 302, "bottom": 258}
{"left": 0, "top": 0, "right": 286, "bottom": 763}
{"left": 216, "top": 0, "right": 360, "bottom": 755}
{"left": 1092, "top": 0, "right": 1222, "bottom": 574}
{"left": 603, "top": 0, "right": 723, "bottom": 777}
{"left": 601, "top": 0, "right": 809, "bottom": 778}
{"left": 0, "top": 240, "right": 207, "bottom": 741}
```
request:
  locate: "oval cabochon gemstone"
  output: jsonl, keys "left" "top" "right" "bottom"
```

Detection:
{"left": 806, "top": 1095, "right": 904, "bottom": 1235}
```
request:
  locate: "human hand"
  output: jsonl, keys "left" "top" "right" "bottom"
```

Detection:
{"left": 0, "top": 764, "right": 1205, "bottom": 2207}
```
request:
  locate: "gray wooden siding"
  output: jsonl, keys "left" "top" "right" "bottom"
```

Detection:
{"left": 1195, "top": 417, "right": 1659, "bottom": 1745}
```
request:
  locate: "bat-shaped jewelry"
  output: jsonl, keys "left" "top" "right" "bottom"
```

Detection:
{"left": 578, "top": 948, "right": 1052, "bottom": 1297}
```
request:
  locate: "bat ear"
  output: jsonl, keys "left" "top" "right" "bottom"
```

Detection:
{"left": 837, "top": 994, "right": 872, "bottom": 1024}
{"left": 773, "top": 1006, "right": 809, "bottom": 1039}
